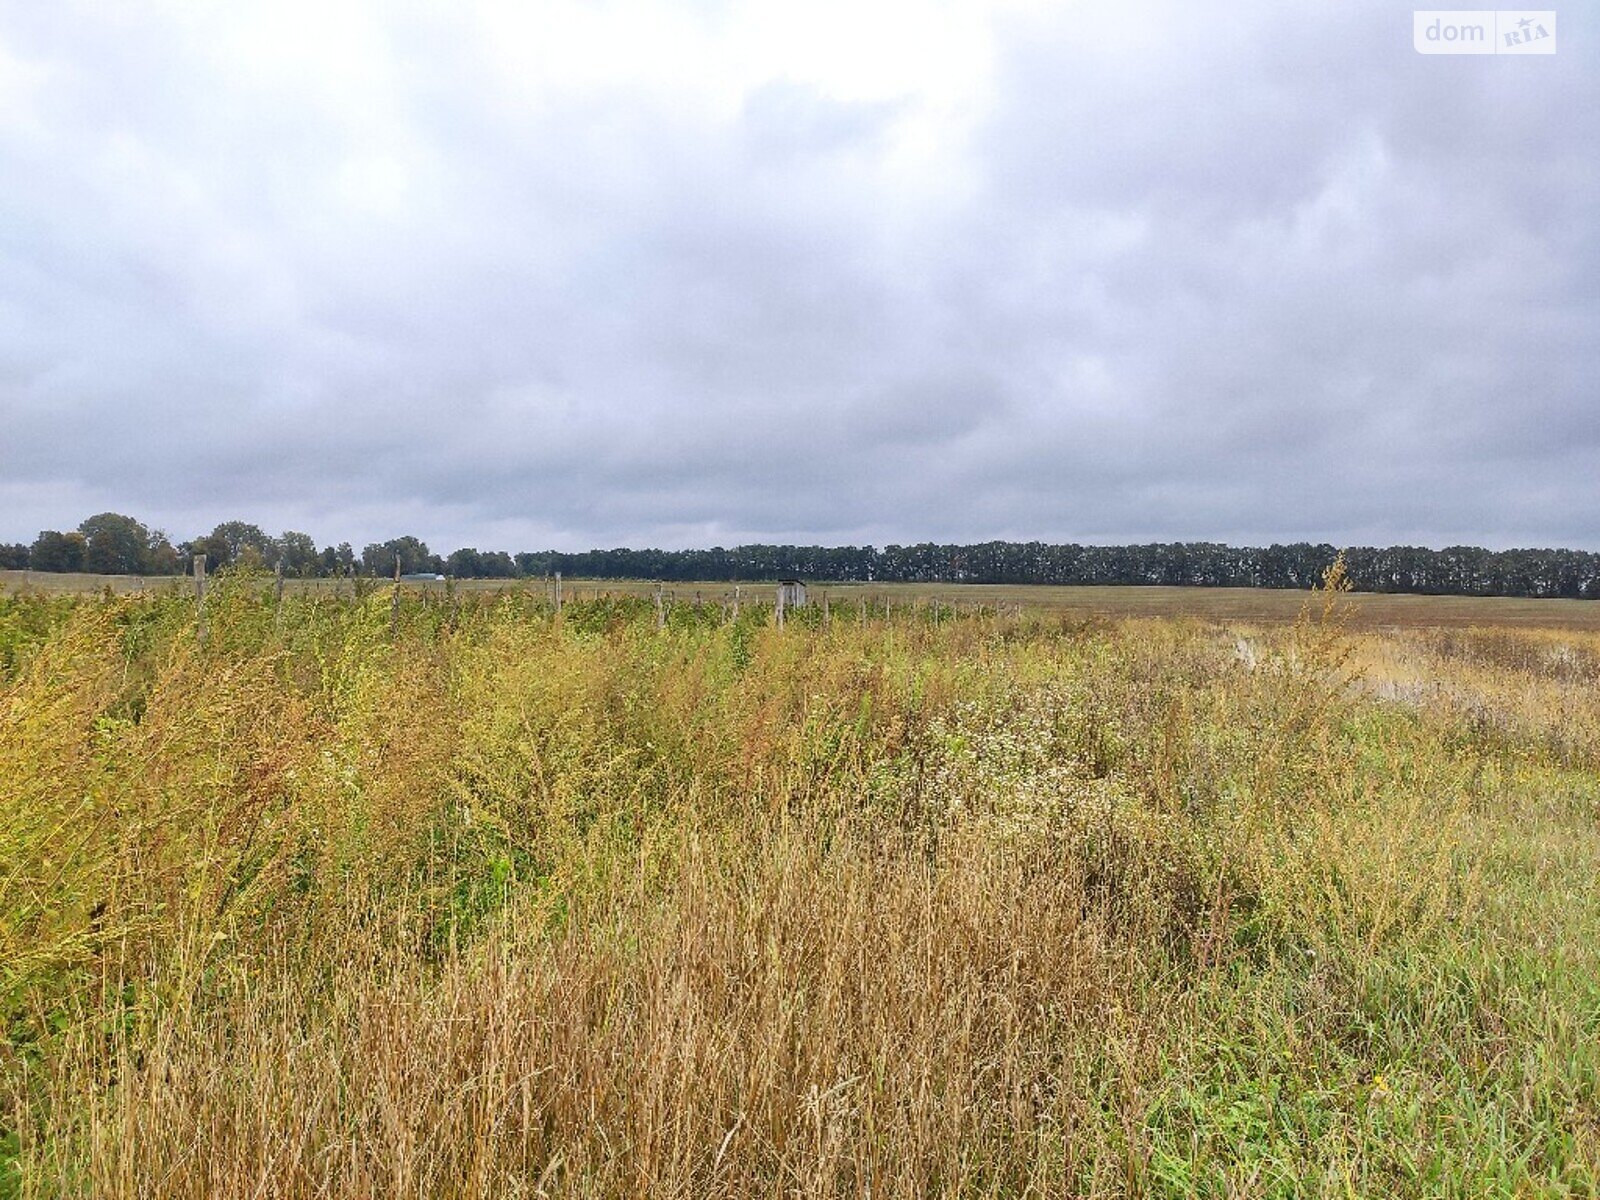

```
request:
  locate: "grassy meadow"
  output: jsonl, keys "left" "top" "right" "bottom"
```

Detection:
{"left": 12, "top": 568, "right": 1600, "bottom": 633}
{"left": 2, "top": 570, "right": 1599, "bottom": 1196}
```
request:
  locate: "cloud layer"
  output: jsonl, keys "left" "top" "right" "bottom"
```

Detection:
{"left": 2, "top": 1, "right": 1596, "bottom": 551}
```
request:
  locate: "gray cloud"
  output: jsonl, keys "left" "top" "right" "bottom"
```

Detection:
{"left": 1, "top": 1, "right": 1596, "bottom": 553}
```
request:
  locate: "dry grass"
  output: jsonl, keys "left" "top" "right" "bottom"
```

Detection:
{"left": 2, "top": 574, "right": 1598, "bottom": 1196}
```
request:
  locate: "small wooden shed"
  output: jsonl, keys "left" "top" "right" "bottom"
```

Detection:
{"left": 776, "top": 578, "right": 807, "bottom": 609}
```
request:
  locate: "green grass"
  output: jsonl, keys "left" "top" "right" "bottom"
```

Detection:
{"left": 9, "top": 567, "right": 1600, "bottom": 631}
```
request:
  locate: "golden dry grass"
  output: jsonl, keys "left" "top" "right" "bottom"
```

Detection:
{"left": 2, "top": 573, "right": 1598, "bottom": 1196}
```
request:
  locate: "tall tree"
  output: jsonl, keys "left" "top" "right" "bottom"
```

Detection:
{"left": 192, "top": 521, "right": 276, "bottom": 570}
{"left": 319, "top": 542, "right": 356, "bottom": 575}
{"left": 146, "top": 535, "right": 181, "bottom": 575}
{"left": 276, "top": 531, "right": 320, "bottom": 577}
{"left": 29, "top": 530, "right": 88, "bottom": 572}
{"left": 361, "top": 537, "right": 438, "bottom": 576}
{"left": 77, "top": 512, "right": 159, "bottom": 575}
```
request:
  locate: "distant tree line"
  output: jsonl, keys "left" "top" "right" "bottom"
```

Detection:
{"left": 514, "top": 542, "right": 1600, "bottom": 598}
{"left": 3, "top": 513, "right": 1599, "bottom": 599}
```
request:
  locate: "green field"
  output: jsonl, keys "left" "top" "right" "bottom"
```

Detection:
{"left": 7, "top": 568, "right": 1600, "bottom": 631}
{"left": 3, "top": 570, "right": 1599, "bottom": 1196}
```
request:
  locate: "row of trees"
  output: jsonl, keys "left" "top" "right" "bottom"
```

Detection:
{"left": 5, "top": 513, "right": 1600, "bottom": 599}
{"left": 0, "top": 516, "right": 354, "bottom": 578}
{"left": 517, "top": 541, "right": 1600, "bottom": 598}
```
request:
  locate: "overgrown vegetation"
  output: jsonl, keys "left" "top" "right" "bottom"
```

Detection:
{"left": 2, "top": 570, "right": 1598, "bottom": 1196}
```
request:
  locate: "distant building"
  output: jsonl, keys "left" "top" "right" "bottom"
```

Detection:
{"left": 776, "top": 578, "right": 807, "bottom": 608}
{"left": 399, "top": 572, "right": 446, "bottom": 582}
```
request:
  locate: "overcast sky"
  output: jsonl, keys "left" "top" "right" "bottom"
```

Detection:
{"left": 1, "top": 2, "right": 1596, "bottom": 552}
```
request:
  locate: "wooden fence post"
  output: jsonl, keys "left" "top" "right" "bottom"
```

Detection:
{"left": 194, "top": 554, "right": 207, "bottom": 646}
{"left": 654, "top": 582, "right": 665, "bottom": 630}
{"left": 390, "top": 554, "right": 401, "bottom": 638}
{"left": 776, "top": 587, "right": 785, "bottom": 629}
{"left": 733, "top": 585, "right": 741, "bottom": 619}
{"left": 555, "top": 571, "right": 563, "bottom": 612}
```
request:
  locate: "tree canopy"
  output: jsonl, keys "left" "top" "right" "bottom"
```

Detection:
{"left": 76, "top": 512, "right": 175, "bottom": 575}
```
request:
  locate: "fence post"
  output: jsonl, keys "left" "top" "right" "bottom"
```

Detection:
{"left": 822, "top": 591, "right": 830, "bottom": 629}
{"left": 654, "top": 582, "right": 665, "bottom": 630}
{"left": 194, "top": 554, "right": 208, "bottom": 646}
{"left": 733, "top": 585, "right": 740, "bottom": 620}
{"left": 555, "top": 571, "right": 563, "bottom": 613}
{"left": 390, "top": 554, "right": 402, "bottom": 638}
{"left": 273, "top": 560, "right": 286, "bottom": 632}
{"left": 776, "top": 587, "right": 785, "bottom": 629}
